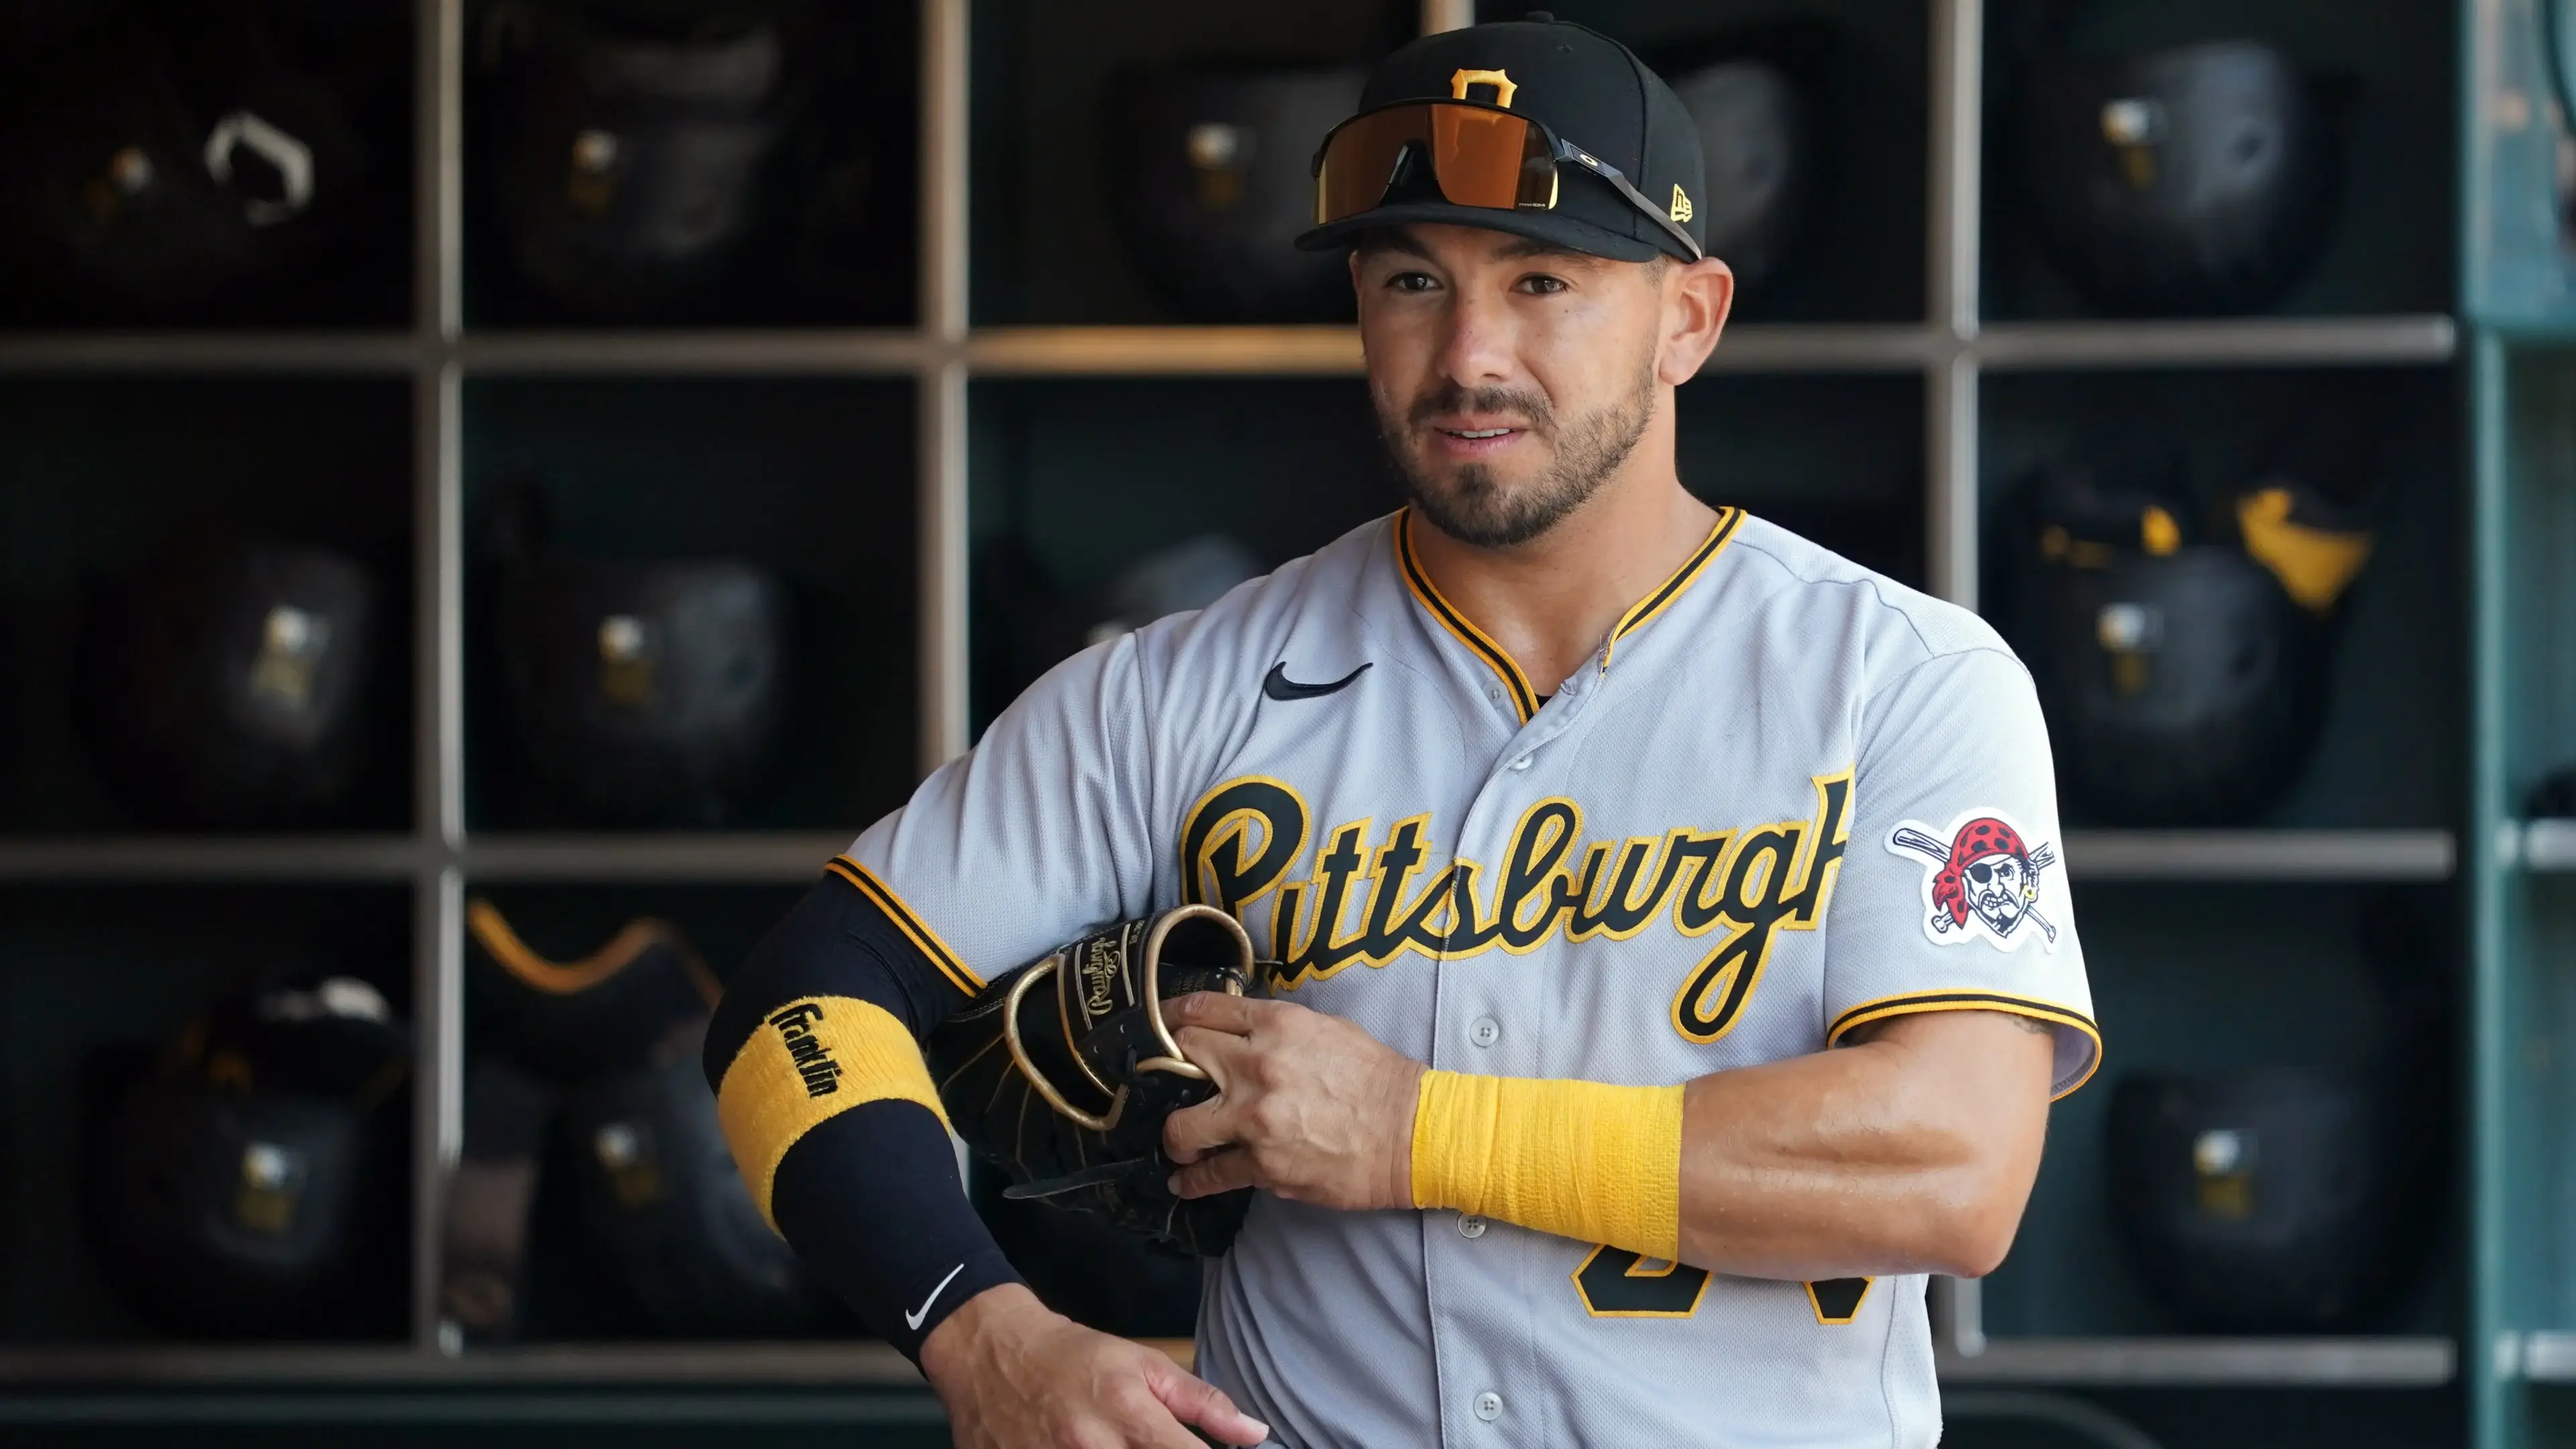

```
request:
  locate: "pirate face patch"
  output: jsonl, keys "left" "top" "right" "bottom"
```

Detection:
{"left": 1887, "top": 810, "right": 2060, "bottom": 953}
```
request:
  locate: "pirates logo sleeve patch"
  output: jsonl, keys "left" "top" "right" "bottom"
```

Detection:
{"left": 1886, "top": 809, "right": 2061, "bottom": 953}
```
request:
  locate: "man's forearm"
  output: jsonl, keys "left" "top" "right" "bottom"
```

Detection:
{"left": 706, "top": 863, "right": 1023, "bottom": 1359}
{"left": 1165, "top": 996, "right": 2056, "bottom": 1285}
{"left": 1674, "top": 1010, "right": 2055, "bottom": 1280}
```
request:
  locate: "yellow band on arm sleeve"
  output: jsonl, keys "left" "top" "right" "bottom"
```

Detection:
{"left": 714, "top": 996, "right": 952, "bottom": 1229}
{"left": 1409, "top": 1069, "right": 1686, "bottom": 1262}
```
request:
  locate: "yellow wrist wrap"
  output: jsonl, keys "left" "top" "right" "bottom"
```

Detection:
{"left": 1409, "top": 1070, "right": 1685, "bottom": 1261}
{"left": 715, "top": 996, "right": 951, "bottom": 1229}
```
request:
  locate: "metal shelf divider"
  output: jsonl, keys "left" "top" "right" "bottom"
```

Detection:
{"left": 0, "top": 317, "right": 2459, "bottom": 380}
{"left": 1976, "top": 315, "right": 2459, "bottom": 370}
{"left": 412, "top": 0, "right": 466, "bottom": 1358}
{"left": 2061, "top": 828, "right": 2460, "bottom": 881}
{"left": 920, "top": 0, "right": 972, "bottom": 773}
{"left": 388, "top": 0, "right": 984, "bottom": 1364}
{"left": 458, "top": 330, "right": 931, "bottom": 375}
{"left": 2502, "top": 817, "right": 2576, "bottom": 869}
{"left": 0, "top": 826, "right": 2461, "bottom": 885}
{"left": 1933, "top": 1336, "right": 2460, "bottom": 1387}
{"left": 1925, "top": 0, "right": 1982, "bottom": 612}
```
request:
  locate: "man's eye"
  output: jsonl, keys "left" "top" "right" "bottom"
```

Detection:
{"left": 1519, "top": 274, "right": 1569, "bottom": 294}
{"left": 1387, "top": 272, "right": 1438, "bottom": 293}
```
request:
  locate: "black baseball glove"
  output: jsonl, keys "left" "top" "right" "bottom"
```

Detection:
{"left": 926, "top": 906, "right": 1256, "bottom": 1256}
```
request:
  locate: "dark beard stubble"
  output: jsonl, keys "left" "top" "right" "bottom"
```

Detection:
{"left": 1379, "top": 367, "right": 1658, "bottom": 549}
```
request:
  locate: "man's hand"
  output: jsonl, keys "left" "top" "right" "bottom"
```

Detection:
{"left": 1161, "top": 992, "right": 1427, "bottom": 1210}
{"left": 920, "top": 1284, "right": 1269, "bottom": 1449}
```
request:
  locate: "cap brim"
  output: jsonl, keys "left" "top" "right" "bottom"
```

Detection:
{"left": 1294, "top": 201, "right": 1665, "bottom": 262}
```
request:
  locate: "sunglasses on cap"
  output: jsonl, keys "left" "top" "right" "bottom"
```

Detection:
{"left": 1311, "top": 95, "right": 1704, "bottom": 263}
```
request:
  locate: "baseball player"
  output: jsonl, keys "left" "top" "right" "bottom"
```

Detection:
{"left": 706, "top": 15, "right": 2098, "bottom": 1448}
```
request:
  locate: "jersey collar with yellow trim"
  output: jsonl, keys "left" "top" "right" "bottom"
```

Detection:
{"left": 1392, "top": 505, "right": 1744, "bottom": 724}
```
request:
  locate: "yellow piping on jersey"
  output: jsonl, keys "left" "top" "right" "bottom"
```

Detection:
{"left": 1395, "top": 510, "right": 1542, "bottom": 722}
{"left": 1601, "top": 507, "right": 1743, "bottom": 668}
{"left": 824, "top": 855, "right": 985, "bottom": 994}
{"left": 1826, "top": 988, "right": 2102, "bottom": 1100}
{"left": 1392, "top": 507, "right": 1746, "bottom": 708}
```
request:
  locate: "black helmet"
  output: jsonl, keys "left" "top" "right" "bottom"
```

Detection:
{"left": 1086, "top": 534, "right": 1266, "bottom": 644}
{"left": 1105, "top": 64, "right": 1367, "bottom": 322}
{"left": 1644, "top": 21, "right": 1835, "bottom": 296}
{"left": 0, "top": 2, "right": 375, "bottom": 321}
{"left": 1666, "top": 57, "right": 1807, "bottom": 293}
{"left": 486, "top": 483, "right": 794, "bottom": 828}
{"left": 496, "top": 557, "right": 794, "bottom": 826}
{"left": 2023, "top": 533, "right": 2327, "bottom": 826}
{"left": 2107, "top": 1065, "right": 2425, "bottom": 1330}
{"left": 2010, "top": 429, "right": 2373, "bottom": 825}
{"left": 478, "top": 0, "right": 800, "bottom": 318}
{"left": 455, "top": 900, "right": 828, "bottom": 1338}
{"left": 464, "top": 896, "right": 719, "bottom": 1082}
{"left": 78, "top": 537, "right": 382, "bottom": 828}
{"left": 2106, "top": 890, "right": 2447, "bottom": 1332}
{"left": 87, "top": 975, "right": 412, "bottom": 1337}
{"left": 2018, "top": 39, "right": 2338, "bottom": 315}
{"left": 564, "top": 1040, "right": 835, "bottom": 1335}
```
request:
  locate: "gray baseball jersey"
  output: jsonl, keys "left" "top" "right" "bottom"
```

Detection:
{"left": 847, "top": 507, "right": 2098, "bottom": 1448}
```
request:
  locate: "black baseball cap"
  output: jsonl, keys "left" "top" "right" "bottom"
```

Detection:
{"left": 1295, "top": 12, "right": 1708, "bottom": 264}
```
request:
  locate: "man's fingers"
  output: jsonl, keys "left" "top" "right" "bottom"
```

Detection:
{"left": 1173, "top": 1024, "right": 1246, "bottom": 1085}
{"left": 1169, "top": 1144, "right": 1258, "bottom": 1199}
{"left": 1147, "top": 1359, "right": 1272, "bottom": 1447}
{"left": 1166, "top": 990, "right": 1271, "bottom": 1035}
{"left": 1161, "top": 1097, "right": 1238, "bottom": 1165}
{"left": 1122, "top": 1396, "right": 1217, "bottom": 1449}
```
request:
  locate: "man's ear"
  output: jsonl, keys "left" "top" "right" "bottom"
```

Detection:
{"left": 1658, "top": 256, "right": 1735, "bottom": 385}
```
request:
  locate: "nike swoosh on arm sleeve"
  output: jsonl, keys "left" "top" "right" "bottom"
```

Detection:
{"left": 704, "top": 863, "right": 1018, "bottom": 1361}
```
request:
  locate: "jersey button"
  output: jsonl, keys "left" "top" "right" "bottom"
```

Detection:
{"left": 1474, "top": 1391, "right": 1504, "bottom": 1423}
{"left": 1484, "top": 685, "right": 1504, "bottom": 706}
{"left": 1458, "top": 1214, "right": 1488, "bottom": 1238}
{"left": 1509, "top": 754, "right": 1532, "bottom": 771}
{"left": 1469, "top": 1016, "right": 1500, "bottom": 1048}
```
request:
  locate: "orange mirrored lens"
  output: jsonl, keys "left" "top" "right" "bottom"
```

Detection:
{"left": 1317, "top": 108, "right": 1421, "bottom": 224}
{"left": 1429, "top": 105, "right": 1530, "bottom": 207}
{"left": 1315, "top": 103, "right": 1545, "bottom": 225}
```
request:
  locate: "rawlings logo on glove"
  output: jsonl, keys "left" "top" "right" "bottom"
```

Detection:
{"left": 926, "top": 906, "right": 1259, "bottom": 1255}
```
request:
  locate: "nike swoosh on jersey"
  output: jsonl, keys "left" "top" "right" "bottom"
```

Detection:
{"left": 904, "top": 1261, "right": 967, "bottom": 1331}
{"left": 1263, "top": 661, "right": 1371, "bottom": 701}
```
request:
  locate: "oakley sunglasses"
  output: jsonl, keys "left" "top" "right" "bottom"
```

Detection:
{"left": 1311, "top": 97, "right": 1704, "bottom": 262}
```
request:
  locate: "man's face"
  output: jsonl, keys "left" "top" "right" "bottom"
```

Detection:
{"left": 1352, "top": 224, "right": 1674, "bottom": 548}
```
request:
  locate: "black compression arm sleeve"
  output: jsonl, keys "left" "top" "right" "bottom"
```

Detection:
{"left": 706, "top": 865, "right": 1022, "bottom": 1361}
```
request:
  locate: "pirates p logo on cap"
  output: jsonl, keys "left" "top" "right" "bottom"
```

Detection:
{"left": 1450, "top": 68, "right": 1517, "bottom": 107}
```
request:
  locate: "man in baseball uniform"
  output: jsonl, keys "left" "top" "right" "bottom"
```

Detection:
{"left": 706, "top": 15, "right": 2097, "bottom": 1448}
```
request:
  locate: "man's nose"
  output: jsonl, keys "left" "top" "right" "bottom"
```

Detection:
{"left": 1433, "top": 288, "right": 1517, "bottom": 385}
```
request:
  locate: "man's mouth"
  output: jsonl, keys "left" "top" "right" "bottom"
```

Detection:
{"left": 1424, "top": 421, "right": 1531, "bottom": 457}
